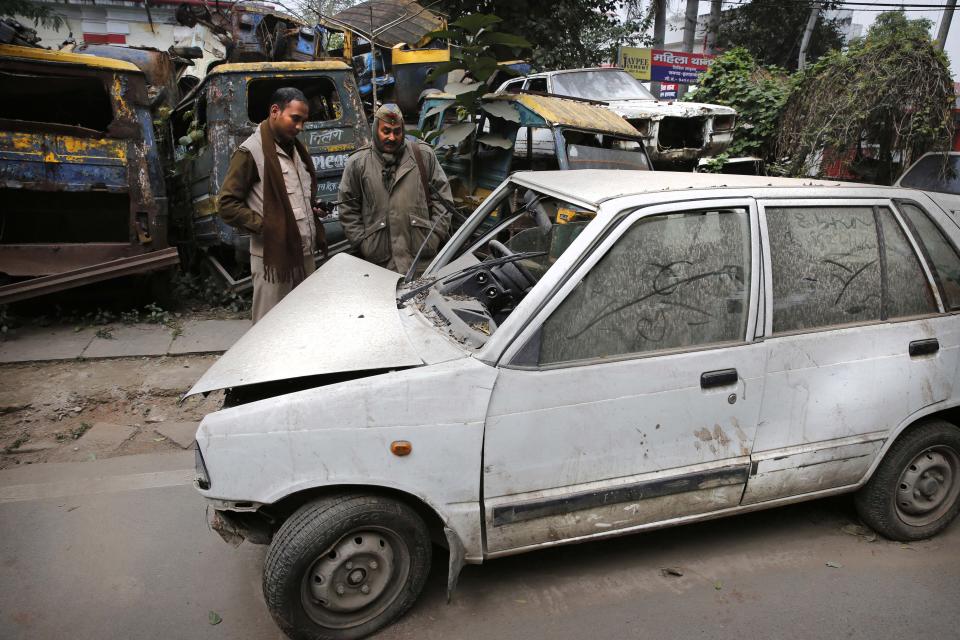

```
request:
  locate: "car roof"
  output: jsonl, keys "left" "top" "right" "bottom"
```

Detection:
{"left": 509, "top": 170, "right": 880, "bottom": 206}
{"left": 510, "top": 67, "right": 623, "bottom": 80}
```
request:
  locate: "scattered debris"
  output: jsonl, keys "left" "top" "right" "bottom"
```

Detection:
{"left": 55, "top": 422, "right": 92, "bottom": 442}
{"left": 841, "top": 523, "right": 878, "bottom": 542}
{"left": 95, "top": 327, "right": 115, "bottom": 340}
{"left": 3, "top": 435, "right": 29, "bottom": 453}
{"left": 660, "top": 567, "right": 684, "bottom": 577}
{"left": 825, "top": 561, "right": 844, "bottom": 568}
{"left": 208, "top": 611, "right": 222, "bottom": 625}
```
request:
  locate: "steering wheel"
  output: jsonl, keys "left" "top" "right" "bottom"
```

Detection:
{"left": 487, "top": 240, "right": 538, "bottom": 291}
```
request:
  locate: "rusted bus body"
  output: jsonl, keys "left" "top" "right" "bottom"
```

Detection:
{"left": 0, "top": 45, "right": 176, "bottom": 303}
{"left": 168, "top": 60, "right": 370, "bottom": 272}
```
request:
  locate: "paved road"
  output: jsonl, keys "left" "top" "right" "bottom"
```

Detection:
{"left": 2, "top": 452, "right": 958, "bottom": 640}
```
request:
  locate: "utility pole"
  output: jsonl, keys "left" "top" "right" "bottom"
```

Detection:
{"left": 798, "top": 1, "right": 820, "bottom": 71}
{"left": 679, "top": 0, "right": 699, "bottom": 99}
{"left": 652, "top": 0, "right": 666, "bottom": 99}
{"left": 937, "top": 0, "right": 957, "bottom": 52}
{"left": 705, "top": 0, "right": 721, "bottom": 54}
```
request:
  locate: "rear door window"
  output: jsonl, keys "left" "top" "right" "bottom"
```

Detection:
{"left": 765, "top": 205, "right": 937, "bottom": 334}
{"left": 898, "top": 201, "right": 960, "bottom": 309}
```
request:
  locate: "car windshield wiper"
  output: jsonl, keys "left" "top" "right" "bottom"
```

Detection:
{"left": 397, "top": 251, "right": 547, "bottom": 308}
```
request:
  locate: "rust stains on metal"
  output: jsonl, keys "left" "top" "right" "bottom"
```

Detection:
{"left": 208, "top": 60, "right": 351, "bottom": 75}
{"left": 0, "top": 43, "right": 142, "bottom": 73}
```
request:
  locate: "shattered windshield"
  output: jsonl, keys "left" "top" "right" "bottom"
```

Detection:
{"left": 552, "top": 70, "right": 656, "bottom": 101}
{"left": 404, "top": 184, "right": 596, "bottom": 349}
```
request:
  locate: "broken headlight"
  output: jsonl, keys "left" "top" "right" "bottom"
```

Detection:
{"left": 195, "top": 446, "right": 211, "bottom": 490}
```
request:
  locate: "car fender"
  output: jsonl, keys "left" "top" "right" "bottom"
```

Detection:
{"left": 196, "top": 356, "right": 499, "bottom": 562}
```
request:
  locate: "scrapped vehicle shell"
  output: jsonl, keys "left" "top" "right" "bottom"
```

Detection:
{"left": 167, "top": 60, "right": 370, "bottom": 257}
{"left": 0, "top": 44, "right": 174, "bottom": 301}
{"left": 418, "top": 93, "right": 651, "bottom": 195}
{"left": 496, "top": 68, "right": 736, "bottom": 168}
{"left": 190, "top": 170, "right": 960, "bottom": 572}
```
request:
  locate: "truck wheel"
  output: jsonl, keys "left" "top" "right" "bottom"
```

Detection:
{"left": 263, "top": 494, "right": 431, "bottom": 640}
{"left": 855, "top": 420, "right": 960, "bottom": 541}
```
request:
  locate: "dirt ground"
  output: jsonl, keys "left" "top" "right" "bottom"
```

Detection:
{"left": 0, "top": 355, "right": 224, "bottom": 469}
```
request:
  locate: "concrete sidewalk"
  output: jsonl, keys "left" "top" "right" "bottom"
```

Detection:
{"left": 0, "top": 318, "right": 251, "bottom": 364}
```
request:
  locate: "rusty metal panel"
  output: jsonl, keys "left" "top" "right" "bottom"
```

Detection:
{"left": 0, "top": 247, "right": 179, "bottom": 303}
{"left": 330, "top": 0, "right": 442, "bottom": 47}
{"left": 513, "top": 94, "right": 640, "bottom": 138}
{"left": 0, "top": 243, "right": 143, "bottom": 276}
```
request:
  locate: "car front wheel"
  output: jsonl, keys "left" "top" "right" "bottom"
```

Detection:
{"left": 263, "top": 494, "right": 431, "bottom": 640}
{"left": 855, "top": 420, "right": 960, "bottom": 541}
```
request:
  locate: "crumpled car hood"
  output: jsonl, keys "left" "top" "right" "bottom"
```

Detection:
{"left": 603, "top": 99, "right": 736, "bottom": 119}
{"left": 187, "top": 253, "right": 433, "bottom": 396}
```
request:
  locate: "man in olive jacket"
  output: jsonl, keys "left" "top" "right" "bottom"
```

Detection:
{"left": 338, "top": 103, "right": 453, "bottom": 277}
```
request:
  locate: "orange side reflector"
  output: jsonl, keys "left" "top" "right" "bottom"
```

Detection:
{"left": 390, "top": 440, "right": 412, "bottom": 456}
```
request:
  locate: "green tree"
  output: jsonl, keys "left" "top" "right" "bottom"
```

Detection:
{"left": 434, "top": 0, "right": 651, "bottom": 70}
{"left": 716, "top": 0, "right": 844, "bottom": 70}
{"left": 0, "top": 0, "right": 63, "bottom": 29}
{"left": 686, "top": 48, "right": 790, "bottom": 161}
{"left": 777, "top": 11, "right": 955, "bottom": 183}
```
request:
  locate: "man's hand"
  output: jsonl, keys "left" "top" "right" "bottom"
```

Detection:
{"left": 312, "top": 200, "right": 333, "bottom": 219}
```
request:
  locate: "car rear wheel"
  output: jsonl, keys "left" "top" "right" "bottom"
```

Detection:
{"left": 263, "top": 494, "right": 431, "bottom": 640}
{"left": 855, "top": 420, "right": 960, "bottom": 541}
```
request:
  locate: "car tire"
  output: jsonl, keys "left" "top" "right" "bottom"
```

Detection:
{"left": 263, "top": 494, "right": 431, "bottom": 640}
{"left": 855, "top": 420, "right": 960, "bottom": 541}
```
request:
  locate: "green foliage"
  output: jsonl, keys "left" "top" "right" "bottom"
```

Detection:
{"left": 421, "top": 12, "right": 530, "bottom": 166}
{"left": 716, "top": 0, "right": 844, "bottom": 70}
{"left": 777, "top": 11, "right": 955, "bottom": 183}
{"left": 0, "top": 0, "right": 64, "bottom": 29}
{"left": 434, "top": 1, "right": 652, "bottom": 71}
{"left": 685, "top": 48, "right": 790, "bottom": 160}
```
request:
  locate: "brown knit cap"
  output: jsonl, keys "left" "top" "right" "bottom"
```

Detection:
{"left": 374, "top": 103, "right": 404, "bottom": 126}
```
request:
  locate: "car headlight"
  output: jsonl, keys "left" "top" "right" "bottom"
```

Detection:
{"left": 195, "top": 446, "right": 211, "bottom": 490}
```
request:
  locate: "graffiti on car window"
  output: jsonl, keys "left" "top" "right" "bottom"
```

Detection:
{"left": 540, "top": 209, "right": 750, "bottom": 364}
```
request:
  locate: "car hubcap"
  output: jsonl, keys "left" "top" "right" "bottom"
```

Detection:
{"left": 301, "top": 528, "right": 410, "bottom": 629}
{"left": 896, "top": 446, "right": 960, "bottom": 526}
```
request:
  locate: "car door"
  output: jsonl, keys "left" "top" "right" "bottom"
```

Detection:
{"left": 481, "top": 199, "right": 768, "bottom": 555}
{"left": 743, "top": 198, "right": 957, "bottom": 504}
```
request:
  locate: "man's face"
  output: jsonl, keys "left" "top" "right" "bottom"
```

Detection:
{"left": 376, "top": 119, "right": 404, "bottom": 153}
{"left": 269, "top": 100, "right": 309, "bottom": 143}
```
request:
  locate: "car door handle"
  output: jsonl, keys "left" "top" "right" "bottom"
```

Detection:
{"left": 909, "top": 338, "right": 940, "bottom": 357}
{"left": 701, "top": 368, "right": 738, "bottom": 389}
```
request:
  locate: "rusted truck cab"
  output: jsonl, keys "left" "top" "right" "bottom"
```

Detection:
{"left": 0, "top": 44, "right": 176, "bottom": 302}
{"left": 168, "top": 61, "right": 369, "bottom": 276}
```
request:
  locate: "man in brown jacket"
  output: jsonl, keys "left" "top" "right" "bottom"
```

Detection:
{"left": 218, "top": 87, "right": 326, "bottom": 323}
{"left": 337, "top": 103, "right": 453, "bottom": 278}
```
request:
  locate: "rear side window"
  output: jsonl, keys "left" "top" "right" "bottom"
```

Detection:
{"left": 766, "top": 206, "right": 936, "bottom": 334}
{"left": 898, "top": 201, "right": 960, "bottom": 309}
{"left": 539, "top": 207, "right": 751, "bottom": 364}
{"left": 899, "top": 155, "right": 960, "bottom": 195}
{"left": 526, "top": 77, "right": 547, "bottom": 93}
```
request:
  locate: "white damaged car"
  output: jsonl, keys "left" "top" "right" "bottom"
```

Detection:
{"left": 189, "top": 170, "right": 960, "bottom": 640}
{"left": 496, "top": 68, "right": 737, "bottom": 169}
